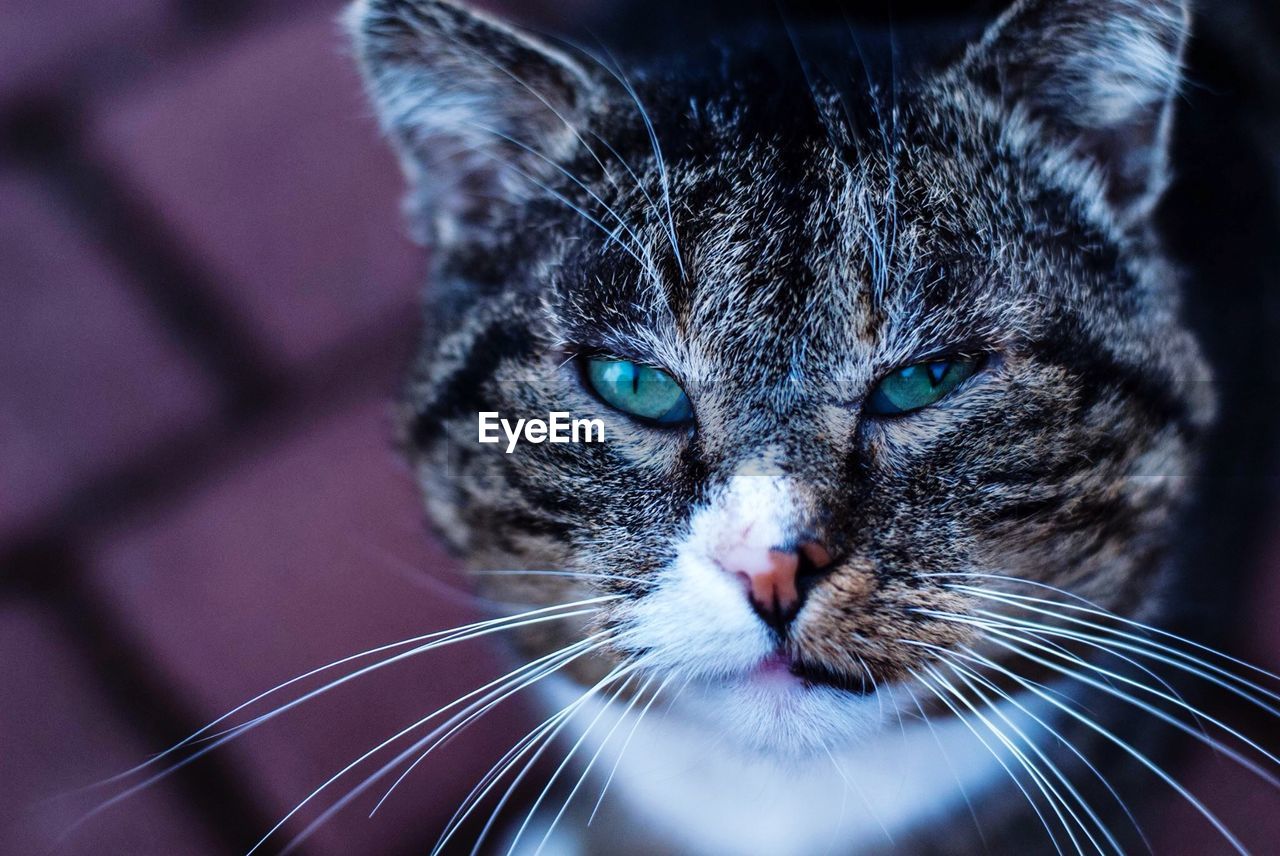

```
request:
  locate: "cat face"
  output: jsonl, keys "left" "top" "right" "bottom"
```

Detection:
{"left": 350, "top": 0, "right": 1213, "bottom": 757}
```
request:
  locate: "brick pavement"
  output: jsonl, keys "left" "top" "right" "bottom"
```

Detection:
{"left": 0, "top": 172, "right": 217, "bottom": 544}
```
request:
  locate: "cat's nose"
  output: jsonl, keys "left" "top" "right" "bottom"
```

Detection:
{"left": 718, "top": 540, "right": 833, "bottom": 630}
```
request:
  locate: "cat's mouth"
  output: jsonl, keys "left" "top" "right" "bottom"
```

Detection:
{"left": 749, "top": 650, "right": 875, "bottom": 696}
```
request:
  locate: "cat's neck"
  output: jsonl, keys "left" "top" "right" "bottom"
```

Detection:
{"left": 513, "top": 674, "right": 1049, "bottom": 856}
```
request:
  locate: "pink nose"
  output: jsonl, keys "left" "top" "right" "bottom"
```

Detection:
{"left": 718, "top": 540, "right": 833, "bottom": 626}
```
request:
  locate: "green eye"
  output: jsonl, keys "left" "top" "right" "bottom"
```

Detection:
{"left": 585, "top": 358, "right": 693, "bottom": 425}
{"left": 866, "top": 356, "right": 983, "bottom": 416}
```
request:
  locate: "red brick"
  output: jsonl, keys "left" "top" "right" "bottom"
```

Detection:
{"left": 0, "top": 602, "right": 218, "bottom": 855}
{"left": 1245, "top": 534, "right": 1280, "bottom": 674}
{"left": 1145, "top": 532, "right": 1280, "bottom": 853}
{"left": 88, "top": 11, "right": 424, "bottom": 370}
{"left": 1152, "top": 741, "right": 1280, "bottom": 855}
{"left": 90, "top": 398, "right": 539, "bottom": 854}
{"left": 0, "top": 0, "right": 172, "bottom": 103}
{"left": 0, "top": 173, "right": 217, "bottom": 544}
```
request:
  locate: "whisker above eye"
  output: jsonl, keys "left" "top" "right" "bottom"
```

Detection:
{"left": 448, "top": 34, "right": 642, "bottom": 218}
{"left": 464, "top": 119, "right": 662, "bottom": 278}
{"left": 460, "top": 139, "right": 654, "bottom": 271}
{"left": 578, "top": 41, "right": 686, "bottom": 279}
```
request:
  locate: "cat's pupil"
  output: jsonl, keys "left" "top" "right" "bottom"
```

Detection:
{"left": 866, "top": 356, "right": 982, "bottom": 416}
{"left": 585, "top": 357, "right": 694, "bottom": 425}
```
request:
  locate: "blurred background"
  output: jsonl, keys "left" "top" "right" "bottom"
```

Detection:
{"left": 3, "top": 0, "right": 1280, "bottom": 854}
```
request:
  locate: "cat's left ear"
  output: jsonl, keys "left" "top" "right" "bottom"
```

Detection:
{"left": 953, "top": 0, "right": 1189, "bottom": 226}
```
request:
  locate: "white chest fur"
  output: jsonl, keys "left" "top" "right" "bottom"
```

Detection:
{"left": 518, "top": 675, "right": 1046, "bottom": 856}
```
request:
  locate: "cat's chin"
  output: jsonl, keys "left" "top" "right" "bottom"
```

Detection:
{"left": 676, "top": 663, "right": 899, "bottom": 761}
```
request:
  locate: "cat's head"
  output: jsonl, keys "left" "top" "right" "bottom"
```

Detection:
{"left": 349, "top": 0, "right": 1213, "bottom": 757}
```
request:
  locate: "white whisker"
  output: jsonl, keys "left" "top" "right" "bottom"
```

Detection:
{"left": 820, "top": 743, "right": 851, "bottom": 856}
{"left": 922, "top": 663, "right": 1085, "bottom": 855}
{"left": 950, "top": 583, "right": 1280, "bottom": 718}
{"left": 902, "top": 682, "right": 992, "bottom": 851}
{"left": 462, "top": 141, "right": 652, "bottom": 270}
{"left": 919, "top": 608, "right": 1280, "bottom": 789}
{"left": 531, "top": 675, "right": 651, "bottom": 855}
{"left": 434, "top": 683, "right": 600, "bottom": 855}
{"left": 943, "top": 658, "right": 1120, "bottom": 855}
{"left": 504, "top": 662, "right": 644, "bottom": 856}
{"left": 98, "top": 598, "right": 618, "bottom": 785}
{"left": 69, "top": 599, "right": 618, "bottom": 839}
{"left": 905, "top": 638, "right": 1150, "bottom": 853}
{"left": 467, "top": 120, "right": 661, "bottom": 278}
{"left": 913, "top": 666, "right": 1067, "bottom": 856}
{"left": 256, "top": 636, "right": 603, "bottom": 855}
{"left": 952, "top": 634, "right": 1250, "bottom": 855}
{"left": 588, "top": 673, "right": 672, "bottom": 825}
{"left": 929, "top": 572, "right": 1280, "bottom": 687}
{"left": 432, "top": 660, "right": 639, "bottom": 856}
{"left": 367, "top": 639, "right": 602, "bottom": 818}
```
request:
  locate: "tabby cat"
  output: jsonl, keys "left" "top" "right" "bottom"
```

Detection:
{"left": 336, "top": 0, "right": 1276, "bottom": 852}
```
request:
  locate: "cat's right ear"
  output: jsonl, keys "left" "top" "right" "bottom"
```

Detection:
{"left": 346, "top": 0, "right": 598, "bottom": 245}
{"left": 951, "top": 0, "right": 1189, "bottom": 228}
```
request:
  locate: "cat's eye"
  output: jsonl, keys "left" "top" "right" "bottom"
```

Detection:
{"left": 584, "top": 358, "right": 694, "bottom": 425}
{"left": 865, "top": 356, "right": 984, "bottom": 416}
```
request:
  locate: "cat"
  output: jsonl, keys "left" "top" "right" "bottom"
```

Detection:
{"left": 340, "top": 0, "right": 1277, "bottom": 853}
